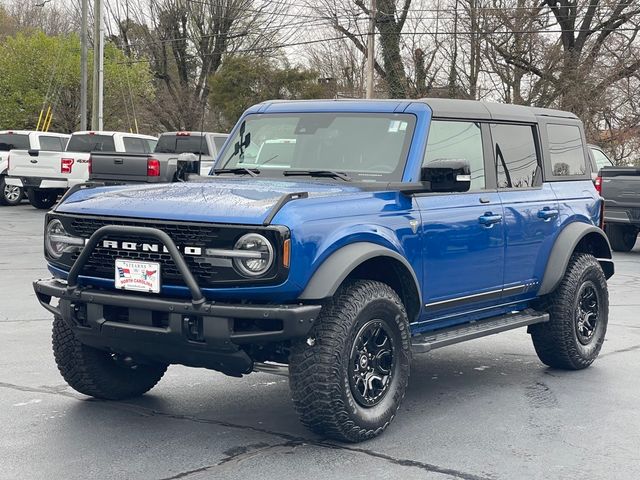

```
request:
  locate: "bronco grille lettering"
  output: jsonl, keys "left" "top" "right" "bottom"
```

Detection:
{"left": 101, "top": 240, "right": 203, "bottom": 256}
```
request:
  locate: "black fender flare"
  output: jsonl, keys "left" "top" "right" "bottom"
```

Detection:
{"left": 298, "top": 242, "right": 422, "bottom": 305}
{"left": 538, "top": 223, "right": 614, "bottom": 296}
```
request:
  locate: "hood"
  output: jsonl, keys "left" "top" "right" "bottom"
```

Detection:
{"left": 56, "top": 177, "right": 364, "bottom": 225}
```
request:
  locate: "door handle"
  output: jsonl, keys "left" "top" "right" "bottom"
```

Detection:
{"left": 478, "top": 212, "right": 503, "bottom": 227}
{"left": 114, "top": 158, "right": 124, "bottom": 165}
{"left": 537, "top": 208, "right": 559, "bottom": 221}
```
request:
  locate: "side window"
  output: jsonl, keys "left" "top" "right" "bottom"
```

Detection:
{"left": 423, "top": 120, "right": 485, "bottom": 190}
{"left": 145, "top": 139, "right": 157, "bottom": 153}
{"left": 491, "top": 123, "right": 540, "bottom": 189}
{"left": 547, "top": 124, "right": 586, "bottom": 176}
{"left": 123, "top": 137, "right": 146, "bottom": 153}
{"left": 591, "top": 148, "right": 613, "bottom": 169}
{"left": 39, "top": 136, "right": 64, "bottom": 151}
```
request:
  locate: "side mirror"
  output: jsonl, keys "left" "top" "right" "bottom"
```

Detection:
{"left": 421, "top": 159, "right": 471, "bottom": 193}
{"left": 27, "top": 149, "right": 40, "bottom": 157}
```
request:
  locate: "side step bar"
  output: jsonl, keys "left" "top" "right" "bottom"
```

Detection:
{"left": 411, "top": 309, "right": 549, "bottom": 354}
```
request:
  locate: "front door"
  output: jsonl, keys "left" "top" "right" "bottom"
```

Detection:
{"left": 415, "top": 120, "right": 505, "bottom": 322}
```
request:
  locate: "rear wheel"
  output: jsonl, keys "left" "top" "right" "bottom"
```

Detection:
{"left": 606, "top": 224, "right": 637, "bottom": 252}
{"left": 289, "top": 280, "right": 411, "bottom": 442}
{"left": 52, "top": 316, "right": 168, "bottom": 400}
{"left": 530, "top": 253, "right": 608, "bottom": 370}
{"left": 27, "top": 188, "right": 58, "bottom": 209}
{"left": 0, "top": 176, "right": 22, "bottom": 206}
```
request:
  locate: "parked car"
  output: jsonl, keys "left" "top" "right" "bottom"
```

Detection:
{"left": 33, "top": 99, "right": 613, "bottom": 443}
{"left": 89, "top": 131, "right": 228, "bottom": 184}
{"left": 5, "top": 131, "right": 157, "bottom": 209}
{"left": 0, "top": 130, "right": 69, "bottom": 206}
{"left": 597, "top": 165, "right": 640, "bottom": 252}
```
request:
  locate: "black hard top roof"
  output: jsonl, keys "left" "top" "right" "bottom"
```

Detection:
{"left": 421, "top": 98, "right": 579, "bottom": 122}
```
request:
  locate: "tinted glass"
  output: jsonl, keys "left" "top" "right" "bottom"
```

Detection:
{"left": 0, "top": 134, "right": 29, "bottom": 151}
{"left": 67, "top": 134, "right": 115, "bottom": 152}
{"left": 423, "top": 120, "right": 485, "bottom": 190}
{"left": 39, "top": 136, "right": 65, "bottom": 151}
{"left": 217, "top": 113, "right": 416, "bottom": 182}
{"left": 123, "top": 137, "right": 146, "bottom": 153}
{"left": 155, "top": 135, "right": 210, "bottom": 156}
{"left": 492, "top": 124, "right": 540, "bottom": 189}
{"left": 547, "top": 124, "right": 586, "bottom": 176}
{"left": 591, "top": 147, "right": 613, "bottom": 170}
{"left": 146, "top": 139, "right": 157, "bottom": 153}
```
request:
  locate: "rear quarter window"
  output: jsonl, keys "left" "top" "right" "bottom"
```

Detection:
{"left": 547, "top": 124, "right": 586, "bottom": 176}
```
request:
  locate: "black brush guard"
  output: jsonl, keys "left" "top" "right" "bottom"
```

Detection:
{"left": 34, "top": 225, "right": 321, "bottom": 376}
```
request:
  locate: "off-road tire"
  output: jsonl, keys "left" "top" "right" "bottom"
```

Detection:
{"left": 27, "top": 188, "right": 58, "bottom": 210}
{"left": 606, "top": 224, "right": 637, "bottom": 252}
{"left": 289, "top": 280, "right": 411, "bottom": 443}
{"left": 0, "top": 176, "right": 23, "bottom": 206}
{"left": 52, "top": 316, "right": 168, "bottom": 400}
{"left": 530, "top": 253, "right": 608, "bottom": 370}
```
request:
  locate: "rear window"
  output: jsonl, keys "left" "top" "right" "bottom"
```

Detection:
{"left": 39, "top": 135, "right": 66, "bottom": 151}
{"left": 154, "top": 135, "right": 210, "bottom": 156}
{"left": 67, "top": 134, "right": 115, "bottom": 152}
{"left": 123, "top": 136, "right": 147, "bottom": 153}
{"left": 547, "top": 124, "right": 586, "bottom": 176}
{"left": 0, "top": 133, "right": 29, "bottom": 151}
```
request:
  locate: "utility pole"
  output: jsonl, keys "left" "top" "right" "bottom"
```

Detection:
{"left": 80, "top": 0, "right": 88, "bottom": 130}
{"left": 365, "top": 0, "right": 376, "bottom": 99}
{"left": 91, "top": 0, "right": 104, "bottom": 131}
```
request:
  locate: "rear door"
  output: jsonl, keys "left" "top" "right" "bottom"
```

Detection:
{"left": 491, "top": 122, "right": 559, "bottom": 301}
{"left": 416, "top": 120, "right": 505, "bottom": 321}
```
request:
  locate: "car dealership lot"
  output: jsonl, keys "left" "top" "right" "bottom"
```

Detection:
{"left": 1, "top": 204, "right": 639, "bottom": 480}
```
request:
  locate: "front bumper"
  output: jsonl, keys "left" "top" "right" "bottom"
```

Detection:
{"left": 35, "top": 277, "right": 320, "bottom": 375}
{"left": 35, "top": 223, "right": 319, "bottom": 376}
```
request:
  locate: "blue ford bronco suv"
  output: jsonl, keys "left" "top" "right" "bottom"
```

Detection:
{"left": 35, "top": 99, "right": 614, "bottom": 442}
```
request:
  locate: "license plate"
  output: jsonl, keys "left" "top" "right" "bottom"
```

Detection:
{"left": 114, "top": 259, "right": 161, "bottom": 293}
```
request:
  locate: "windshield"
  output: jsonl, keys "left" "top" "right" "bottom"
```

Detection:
{"left": 67, "top": 134, "right": 115, "bottom": 152}
{"left": 155, "top": 134, "right": 210, "bottom": 156}
{"left": 216, "top": 113, "right": 416, "bottom": 181}
{"left": 0, "top": 133, "right": 29, "bottom": 151}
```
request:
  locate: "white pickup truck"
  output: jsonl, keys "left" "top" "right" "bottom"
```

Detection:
{"left": 0, "top": 130, "right": 70, "bottom": 206}
{"left": 6, "top": 131, "right": 157, "bottom": 209}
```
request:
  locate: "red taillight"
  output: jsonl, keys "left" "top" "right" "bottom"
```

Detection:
{"left": 176, "top": 131, "right": 190, "bottom": 136}
{"left": 147, "top": 158, "right": 160, "bottom": 177}
{"left": 594, "top": 175, "right": 602, "bottom": 195}
{"left": 88, "top": 155, "right": 92, "bottom": 175}
{"left": 61, "top": 157, "right": 74, "bottom": 174}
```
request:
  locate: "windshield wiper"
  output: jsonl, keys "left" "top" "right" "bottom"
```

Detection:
{"left": 214, "top": 167, "right": 260, "bottom": 177}
{"left": 283, "top": 170, "right": 351, "bottom": 181}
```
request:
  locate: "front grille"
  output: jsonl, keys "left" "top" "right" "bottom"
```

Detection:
{"left": 58, "top": 215, "right": 285, "bottom": 288}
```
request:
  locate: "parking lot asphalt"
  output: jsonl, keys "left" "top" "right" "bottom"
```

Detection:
{"left": 1, "top": 203, "right": 639, "bottom": 480}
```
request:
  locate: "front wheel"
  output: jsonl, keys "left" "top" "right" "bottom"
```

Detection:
{"left": 52, "top": 316, "right": 168, "bottom": 400}
{"left": 606, "top": 224, "right": 637, "bottom": 252}
{"left": 530, "top": 253, "right": 608, "bottom": 370}
{"left": 289, "top": 280, "right": 411, "bottom": 443}
{"left": 27, "top": 188, "right": 58, "bottom": 209}
{"left": 0, "top": 176, "right": 22, "bottom": 206}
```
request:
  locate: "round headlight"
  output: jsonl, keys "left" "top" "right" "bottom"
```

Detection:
{"left": 233, "top": 233, "right": 274, "bottom": 277}
{"left": 45, "top": 219, "right": 68, "bottom": 259}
